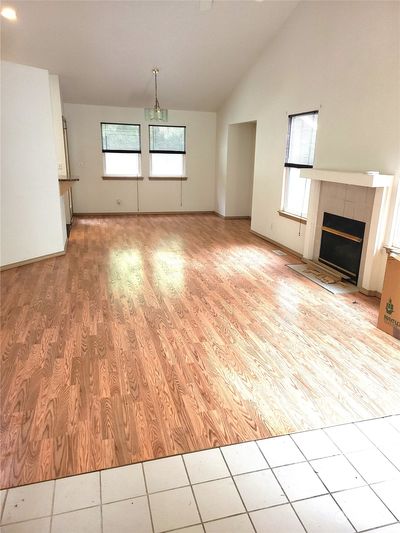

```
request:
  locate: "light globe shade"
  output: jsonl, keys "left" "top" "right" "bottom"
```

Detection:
{"left": 1, "top": 6, "right": 17, "bottom": 20}
{"left": 145, "top": 107, "right": 168, "bottom": 122}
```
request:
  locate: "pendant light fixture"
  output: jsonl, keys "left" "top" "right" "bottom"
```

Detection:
{"left": 144, "top": 68, "right": 168, "bottom": 122}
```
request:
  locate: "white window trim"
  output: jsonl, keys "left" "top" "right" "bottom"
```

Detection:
{"left": 281, "top": 111, "right": 318, "bottom": 220}
{"left": 281, "top": 167, "right": 311, "bottom": 220}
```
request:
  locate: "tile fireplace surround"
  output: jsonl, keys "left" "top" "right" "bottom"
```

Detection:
{"left": 300, "top": 169, "right": 394, "bottom": 294}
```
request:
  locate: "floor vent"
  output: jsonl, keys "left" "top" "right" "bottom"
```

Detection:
{"left": 272, "top": 249, "right": 287, "bottom": 256}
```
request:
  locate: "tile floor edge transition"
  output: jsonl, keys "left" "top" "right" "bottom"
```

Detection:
{"left": 1, "top": 412, "right": 399, "bottom": 491}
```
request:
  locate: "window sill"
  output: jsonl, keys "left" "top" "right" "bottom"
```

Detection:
{"left": 278, "top": 210, "right": 307, "bottom": 225}
{"left": 102, "top": 176, "right": 144, "bottom": 180}
{"left": 148, "top": 176, "right": 188, "bottom": 181}
{"left": 384, "top": 244, "right": 400, "bottom": 255}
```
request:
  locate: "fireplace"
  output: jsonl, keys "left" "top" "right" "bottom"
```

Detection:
{"left": 319, "top": 212, "right": 366, "bottom": 284}
{"left": 299, "top": 169, "right": 394, "bottom": 293}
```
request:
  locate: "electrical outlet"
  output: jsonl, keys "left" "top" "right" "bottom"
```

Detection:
{"left": 57, "top": 163, "right": 63, "bottom": 171}
{"left": 116, "top": 199, "right": 121, "bottom": 205}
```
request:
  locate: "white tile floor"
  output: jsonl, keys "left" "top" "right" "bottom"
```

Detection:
{"left": 1, "top": 415, "right": 399, "bottom": 533}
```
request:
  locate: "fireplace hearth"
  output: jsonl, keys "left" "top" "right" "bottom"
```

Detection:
{"left": 319, "top": 212, "right": 366, "bottom": 284}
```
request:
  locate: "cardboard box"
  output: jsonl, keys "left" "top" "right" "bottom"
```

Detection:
{"left": 378, "top": 253, "right": 400, "bottom": 339}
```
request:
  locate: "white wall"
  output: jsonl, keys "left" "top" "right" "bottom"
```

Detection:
{"left": 216, "top": 1, "right": 400, "bottom": 290}
{"left": 63, "top": 104, "right": 216, "bottom": 213}
{"left": 49, "top": 74, "right": 66, "bottom": 176}
{"left": 226, "top": 122, "right": 256, "bottom": 217}
{"left": 1, "top": 61, "right": 66, "bottom": 267}
{"left": 49, "top": 75, "right": 72, "bottom": 227}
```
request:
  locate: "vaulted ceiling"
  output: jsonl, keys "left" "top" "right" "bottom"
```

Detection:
{"left": 1, "top": 0, "right": 298, "bottom": 111}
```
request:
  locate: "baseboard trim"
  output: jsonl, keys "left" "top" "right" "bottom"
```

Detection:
{"left": 214, "top": 212, "right": 251, "bottom": 220}
{"left": 74, "top": 211, "right": 251, "bottom": 219}
{"left": 1, "top": 248, "right": 66, "bottom": 272}
{"left": 359, "top": 288, "right": 382, "bottom": 299}
{"left": 74, "top": 211, "right": 215, "bottom": 217}
{"left": 250, "top": 230, "right": 302, "bottom": 258}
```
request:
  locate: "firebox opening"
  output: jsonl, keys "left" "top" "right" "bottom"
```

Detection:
{"left": 319, "top": 212, "right": 366, "bottom": 285}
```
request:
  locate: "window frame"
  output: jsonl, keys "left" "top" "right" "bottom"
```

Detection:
{"left": 281, "top": 110, "right": 319, "bottom": 219}
{"left": 284, "top": 110, "right": 319, "bottom": 169}
{"left": 281, "top": 167, "right": 311, "bottom": 220}
{"left": 148, "top": 125, "right": 186, "bottom": 155}
{"left": 148, "top": 125, "right": 186, "bottom": 178}
{"left": 101, "top": 122, "right": 142, "bottom": 178}
{"left": 101, "top": 122, "right": 141, "bottom": 154}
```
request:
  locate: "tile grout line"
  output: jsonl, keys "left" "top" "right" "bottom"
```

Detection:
{"left": 201, "top": 511, "right": 257, "bottom": 526}
{"left": 219, "top": 450, "right": 257, "bottom": 532}
{"left": 163, "top": 523, "right": 204, "bottom": 533}
{"left": 3, "top": 484, "right": 397, "bottom": 530}
{"left": 322, "top": 422, "right": 400, "bottom": 525}
{"left": 142, "top": 462, "right": 156, "bottom": 533}
{"left": 322, "top": 422, "right": 398, "bottom": 521}
{"left": 369, "top": 484, "right": 400, "bottom": 523}
{"left": 0, "top": 489, "right": 8, "bottom": 524}
{"left": 49, "top": 480, "right": 56, "bottom": 533}
{"left": 2, "top": 473, "right": 399, "bottom": 528}
{"left": 1, "top": 504, "right": 99, "bottom": 526}
{"left": 2, "top": 472, "right": 398, "bottom": 528}
{"left": 354, "top": 420, "right": 400, "bottom": 473}
{"left": 99, "top": 471, "right": 104, "bottom": 533}
{"left": 388, "top": 418, "right": 400, "bottom": 435}
{"left": 2, "top": 414, "right": 399, "bottom": 493}
{"left": 181, "top": 454, "right": 207, "bottom": 532}
{"left": 254, "top": 440, "right": 308, "bottom": 533}
{"left": 3, "top": 414, "right": 400, "bottom": 530}
{"left": 3, "top": 470, "right": 279, "bottom": 505}
{"left": 303, "top": 430, "right": 370, "bottom": 528}
{"left": 358, "top": 522, "right": 400, "bottom": 533}
{"left": 292, "top": 426, "right": 400, "bottom": 530}
{"left": 287, "top": 430, "right": 359, "bottom": 532}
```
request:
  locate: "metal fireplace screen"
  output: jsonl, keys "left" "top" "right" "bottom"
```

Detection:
{"left": 319, "top": 212, "right": 366, "bottom": 284}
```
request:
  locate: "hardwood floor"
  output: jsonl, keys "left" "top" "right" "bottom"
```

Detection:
{"left": 1, "top": 214, "right": 399, "bottom": 489}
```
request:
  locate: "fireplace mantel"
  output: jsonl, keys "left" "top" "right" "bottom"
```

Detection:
{"left": 300, "top": 169, "right": 393, "bottom": 188}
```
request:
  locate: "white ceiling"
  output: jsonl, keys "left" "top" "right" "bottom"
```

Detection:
{"left": 1, "top": 0, "right": 298, "bottom": 111}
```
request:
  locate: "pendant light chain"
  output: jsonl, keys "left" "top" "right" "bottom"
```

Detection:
{"left": 145, "top": 68, "right": 168, "bottom": 121}
{"left": 153, "top": 69, "right": 159, "bottom": 110}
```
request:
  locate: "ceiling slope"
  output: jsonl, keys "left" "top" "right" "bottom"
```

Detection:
{"left": 1, "top": 0, "right": 298, "bottom": 111}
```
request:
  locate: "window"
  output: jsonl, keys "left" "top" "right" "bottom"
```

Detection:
{"left": 281, "top": 111, "right": 318, "bottom": 218}
{"left": 149, "top": 125, "right": 186, "bottom": 177}
{"left": 101, "top": 123, "right": 141, "bottom": 176}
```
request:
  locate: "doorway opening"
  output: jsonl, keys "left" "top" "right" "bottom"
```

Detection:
{"left": 226, "top": 121, "right": 257, "bottom": 218}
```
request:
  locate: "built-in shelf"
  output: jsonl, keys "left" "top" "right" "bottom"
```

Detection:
{"left": 58, "top": 177, "right": 79, "bottom": 195}
{"left": 300, "top": 169, "right": 393, "bottom": 188}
